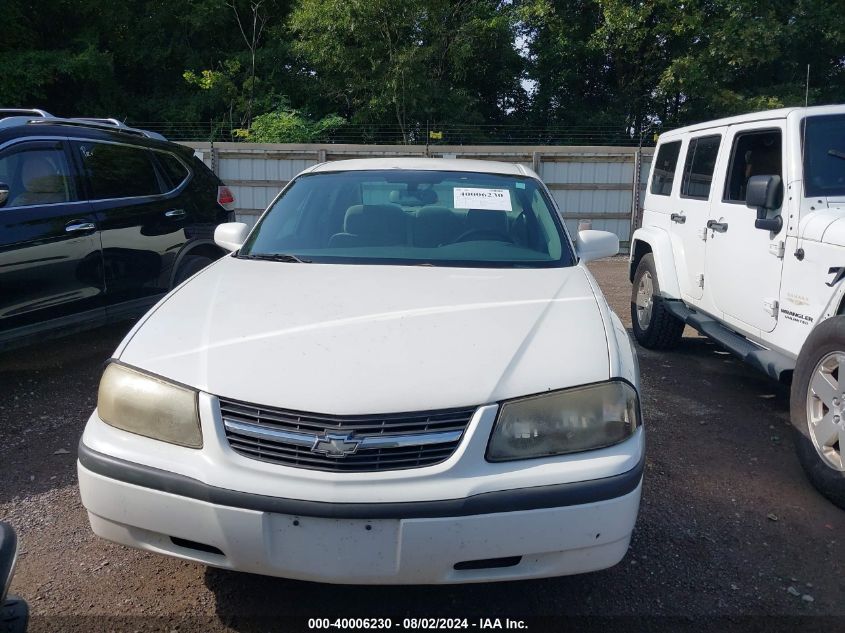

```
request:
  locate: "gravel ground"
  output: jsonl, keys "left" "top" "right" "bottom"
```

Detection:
{"left": 1, "top": 257, "right": 843, "bottom": 632}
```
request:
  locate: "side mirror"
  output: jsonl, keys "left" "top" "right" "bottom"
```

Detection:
{"left": 0, "top": 182, "right": 9, "bottom": 207}
{"left": 746, "top": 175, "right": 783, "bottom": 232}
{"left": 576, "top": 229, "right": 619, "bottom": 263}
{"left": 214, "top": 222, "right": 249, "bottom": 252}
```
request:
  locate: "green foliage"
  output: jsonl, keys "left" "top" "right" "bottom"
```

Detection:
{"left": 289, "top": 0, "right": 525, "bottom": 138}
{"left": 236, "top": 108, "right": 346, "bottom": 142}
{"left": 1, "top": 0, "right": 843, "bottom": 140}
{"left": 519, "top": 0, "right": 845, "bottom": 135}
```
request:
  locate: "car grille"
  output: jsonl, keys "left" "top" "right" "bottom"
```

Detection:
{"left": 219, "top": 397, "right": 477, "bottom": 472}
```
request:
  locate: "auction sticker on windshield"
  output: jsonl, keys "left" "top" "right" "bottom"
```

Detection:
{"left": 453, "top": 187, "right": 512, "bottom": 211}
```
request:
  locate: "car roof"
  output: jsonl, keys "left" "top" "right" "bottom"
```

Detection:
{"left": 305, "top": 157, "right": 537, "bottom": 178}
{"left": 658, "top": 104, "right": 845, "bottom": 140}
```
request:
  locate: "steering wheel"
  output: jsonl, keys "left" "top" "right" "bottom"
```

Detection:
{"left": 453, "top": 229, "right": 515, "bottom": 244}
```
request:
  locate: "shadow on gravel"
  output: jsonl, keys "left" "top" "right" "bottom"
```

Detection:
{"left": 204, "top": 566, "right": 628, "bottom": 626}
{"left": 0, "top": 323, "right": 129, "bottom": 503}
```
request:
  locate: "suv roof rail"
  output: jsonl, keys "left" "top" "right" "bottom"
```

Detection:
{"left": 0, "top": 108, "right": 53, "bottom": 118}
{"left": 72, "top": 117, "right": 125, "bottom": 127}
{"left": 23, "top": 117, "right": 168, "bottom": 141}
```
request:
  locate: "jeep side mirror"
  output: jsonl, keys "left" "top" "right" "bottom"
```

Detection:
{"left": 214, "top": 222, "right": 249, "bottom": 252}
{"left": 0, "top": 182, "right": 9, "bottom": 207}
{"left": 746, "top": 175, "right": 783, "bottom": 232}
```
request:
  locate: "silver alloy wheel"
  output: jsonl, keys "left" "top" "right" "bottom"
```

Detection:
{"left": 807, "top": 351, "right": 845, "bottom": 471}
{"left": 635, "top": 270, "right": 654, "bottom": 330}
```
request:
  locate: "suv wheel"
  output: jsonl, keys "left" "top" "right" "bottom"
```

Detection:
{"left": 630, "top": 253, "right": 684, "bottom": 350}
{"left": 791, "top": 316, "right": 845, "bottom": 509}
{"left": 174, "top": 255, "right": 214, "bottom": 286}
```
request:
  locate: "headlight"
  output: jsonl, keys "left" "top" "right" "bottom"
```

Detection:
{"left": 487, "top": 380, "right": 640, "bottom": 461}
{"left": 97, "top": 363, "right": 202, "bottom": 448}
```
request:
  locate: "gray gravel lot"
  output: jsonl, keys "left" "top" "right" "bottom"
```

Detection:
{"left": 0, "top": 257, "right": 843, "bottom": 632}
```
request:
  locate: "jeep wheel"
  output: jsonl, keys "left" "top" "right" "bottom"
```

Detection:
{"left": 630, "top": 253, "right": 684, "bottom": 350}
{"left": 791, "top": 316, "right": 845, "bottom": 509}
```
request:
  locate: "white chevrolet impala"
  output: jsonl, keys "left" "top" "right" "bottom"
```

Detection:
{"left": 77, "top": 158, "right": 644, "bottom": 584}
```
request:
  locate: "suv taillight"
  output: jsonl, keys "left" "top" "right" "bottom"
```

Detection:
{"left": 217, "top": 185, "right": 236, "bottom": 211}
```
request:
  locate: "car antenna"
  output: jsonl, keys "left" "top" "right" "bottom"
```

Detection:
{"left": 804, "top": 64, "right": 810, "bottom": 109}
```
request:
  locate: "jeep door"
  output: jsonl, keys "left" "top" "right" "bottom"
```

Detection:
{"left": 706, "top": 122, "right": 786, "bottom": 334}
{"left": 73, "top": 140, "right": 190, "bottom": 318}
{"left": 670, "top": 134, "right": 723, "bottom": 303}
{"left": 0, "top": 139, "right": 104, "bottom": 338}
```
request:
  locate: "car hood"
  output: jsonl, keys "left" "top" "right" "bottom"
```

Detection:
{"left": 118, "top": 258, "right": 610, "bottom": 414}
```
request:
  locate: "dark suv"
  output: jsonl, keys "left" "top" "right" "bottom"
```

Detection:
{"left": 0, "top": 111, "right": 235, "bottom": 350}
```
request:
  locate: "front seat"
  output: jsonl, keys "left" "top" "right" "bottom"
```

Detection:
{"left": 465, "top": 208, "right": 510, "bottom": 236}
{"left": 329, "top": 204, "right": 408, "bottom": 247}
{"left": 414, "top": 206, "right": 462, "bottom": 247}
{"left": 9, "top": 155, "right": 68, "bottom": 207}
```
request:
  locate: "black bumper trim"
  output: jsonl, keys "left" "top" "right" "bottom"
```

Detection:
{"left": 78, "top": 440, "right": 644, "bottom": 520}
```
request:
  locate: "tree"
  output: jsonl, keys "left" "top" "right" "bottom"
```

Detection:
{"left": 519, "top": 0, "right": 845, "bottom": 136}
{"left": 227, "top": 0, "right": 269, "bottom": 127}
{"left": 289, "top": 0, "right": 526, "bottom": 141}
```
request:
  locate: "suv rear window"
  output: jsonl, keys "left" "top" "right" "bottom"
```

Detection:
{"left": 650, "top": 141, "right": 681, "bottom": 196}
{"left": 681, "top": 135, "right": 721, "bottom": 199}
{"left": 77, "top": 142, "right": 162, "bottom": 200}
{"left": 157, "top": 152, "right": 190, "bottom": 190}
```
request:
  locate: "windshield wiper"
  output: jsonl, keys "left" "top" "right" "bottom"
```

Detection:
{"left": 238, "top": 253, "right": 312, "bottom": 263}
{"left": 828, "top": 149, "right": 845, "bottom": 161}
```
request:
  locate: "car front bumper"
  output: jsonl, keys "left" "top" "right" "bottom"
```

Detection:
{"left": 78, "top": 397, "right": 644, "bottom": 584}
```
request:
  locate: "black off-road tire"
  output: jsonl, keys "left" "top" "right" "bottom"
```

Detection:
{"left": 174, "top": 255, "right": 214, "bottom": 286}
{"left": 790, "top": 316, "right": 845, "bottom": 509}
{"left": 630, "top": 253, "right": 684, "bottom": 350}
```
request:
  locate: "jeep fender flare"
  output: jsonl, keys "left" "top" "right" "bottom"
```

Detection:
{"left": 820, "top": 279, "right": 845, "bottom": 320}
{"left": 629, "top": 226, "right": 681, "bottom": 299}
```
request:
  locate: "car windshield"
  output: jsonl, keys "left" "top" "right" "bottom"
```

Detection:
{"left": 804, "top": 114, "right": 845, "bottom": 198}
{"left": 239, "top": 170, "right": 574, "bottom": 268}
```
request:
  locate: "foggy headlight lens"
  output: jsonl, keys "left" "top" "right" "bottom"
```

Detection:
{"left": 97, "top": 363, "right": 202, "bottom": 448}
{"left": 487, "top": 380, "right": 639, "bottom": 461}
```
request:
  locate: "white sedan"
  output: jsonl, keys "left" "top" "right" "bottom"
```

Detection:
{"left": 78, "top": 158, "right": 644, "bottom": 584}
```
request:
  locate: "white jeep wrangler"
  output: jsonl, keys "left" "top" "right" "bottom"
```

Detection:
{"left": 630, "top": 104, "right": 845, "bottom": 508}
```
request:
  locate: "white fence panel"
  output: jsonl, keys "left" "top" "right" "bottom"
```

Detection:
{"left": 183, "top": 143, "right": 654, "bottom": 248}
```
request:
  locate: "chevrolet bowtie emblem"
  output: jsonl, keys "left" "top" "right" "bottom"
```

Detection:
{"left": 311, "top": 433, "right": 361, "bottom": 458}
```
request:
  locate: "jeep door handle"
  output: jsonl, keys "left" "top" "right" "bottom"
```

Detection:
{"left": 670, "top": 213, "right": 686, "bottom": 224}
{"left": 706, "top": 220, "right": 728, "bottom": 233}
{"left": 164, "top": 208, "right": 186, "bottom": 219}
{"left": 65, "top": 220, "right": 96, "bottom": 233}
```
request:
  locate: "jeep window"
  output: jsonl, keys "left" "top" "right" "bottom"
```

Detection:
{"left": 77, "top": 142, "right": 162, "bottom": 200}
{"left": 240, "top": 170, "right": 574, "bottom": 268}
{"left": 724, "top": 129, "right": 782, "bottom": 202}
{"left": 649, "top": 141, "right": 681, "bottom": 196}
{"left": 803, "top": 114, "right": 845, "bottom": 198}
{"left": 0, "top": 143, "right": 75, "bottom": 208}
{"left": 680, "top": 135, "right": 721, "bottom": 199}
